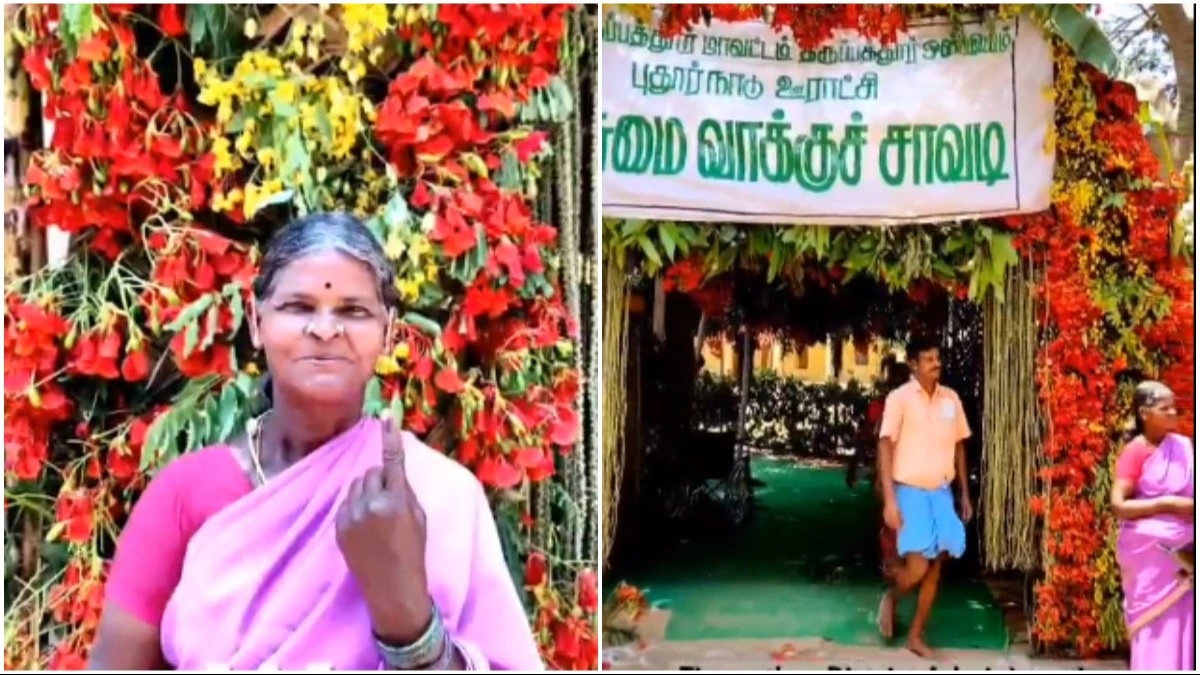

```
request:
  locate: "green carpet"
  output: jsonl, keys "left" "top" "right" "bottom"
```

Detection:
{"left": 626, "top": 458, "right": 1009, "bottom": 649}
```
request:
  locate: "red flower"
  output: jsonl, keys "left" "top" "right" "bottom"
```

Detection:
{"left": 475, "top": 455, "right": 523, "bottom": 489}
{"left": 524, "top": 551, "right": 549, "bottom": 587}
{"left": 576, "top": 568, "right": 598, "bottom": 613}
{"left": 55, "top": 489, "right": 95, "bottom": 543}
{"left": 158, "top": 5, "right": 187, "bottom": 38}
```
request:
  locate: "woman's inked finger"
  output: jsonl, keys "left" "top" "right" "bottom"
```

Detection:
{"left": 362, "top": 467, "right": 385, "bottom": 498}
{"left": 381, "top": 418, "right": 410, "bottom": 492}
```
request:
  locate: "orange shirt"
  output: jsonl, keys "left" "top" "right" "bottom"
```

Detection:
{"left": 879, "top": 379, "right": 971, "bottom": 490}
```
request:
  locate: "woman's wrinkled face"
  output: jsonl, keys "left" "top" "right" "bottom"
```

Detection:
{"left": 1141, "top": 391, "right": 1178, "bottom": 437}
{"left": 251, "top": 251, "right": 389, "bottom": 406}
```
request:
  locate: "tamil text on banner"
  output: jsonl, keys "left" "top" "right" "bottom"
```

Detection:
{"left": 600, "top": 15, "right": 1055, "bottom": 225}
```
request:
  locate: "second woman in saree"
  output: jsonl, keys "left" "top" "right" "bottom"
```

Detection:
{"left": 89, "top": 213, "right": 545, "bottom": 670}
{"left": 1111, "top": 381, "right": 1194, "bottom": 671}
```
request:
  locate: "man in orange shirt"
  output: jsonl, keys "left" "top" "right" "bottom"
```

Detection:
{"left": 876, "top": 336, "right": 973, "bottom": 658}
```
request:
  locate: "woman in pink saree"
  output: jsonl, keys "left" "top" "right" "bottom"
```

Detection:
{"left": 1110, "top": 381, "right": 1194, "bottom": 671}
{"left": 89, "top": 213, "right": 544, "bottom": 670}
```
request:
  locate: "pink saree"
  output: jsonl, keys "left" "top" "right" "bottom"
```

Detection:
{"left": 1116, "top": 433, "right": 1195, "bottom": 671}
{"left": 159, "top": 418, "right": 544, "bottom": 670}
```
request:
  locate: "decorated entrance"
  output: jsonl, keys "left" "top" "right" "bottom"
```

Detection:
{"left": 600, "top": 3, "right": 1193, "bottom": 666}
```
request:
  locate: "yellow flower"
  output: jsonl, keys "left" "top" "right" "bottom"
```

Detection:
{"left": 256, "top": 147, "right": 277, "bottom": 168}
{"left": 213, "top": 137, "right": 239, "bottom": 175}
{"left": 396, "top": 278, "right": 421, "bottom": 302}
{"left": 393, "top": 342, "right": 411, "bottom": 361}
{"left": 235, "top": 131, "right": 254, "bottom": 157}
{"left": 375, "top": 354, "right": 401, "bottom": 376}
{"left": 217, "top": 100, "right": 233, "bottom": 125}
{"left": 243, "top": 183, "right": 263, "bottom": 219}
{"left": 245, "top": 362, "right": 261, "bottom": 376}
{"left": 410, "top": 235, "right": 431, "bottom": 257}
{"left": 194, "top": 58, "right": 207, "bottom": 78}
{"left": 384, "top": 233, "right": 405, "bottom": 260}
{"left": 277, "top": 80, "right": 298, "bottom": 104}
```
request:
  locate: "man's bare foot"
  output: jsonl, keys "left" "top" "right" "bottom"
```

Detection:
{"left": 905, "top": 636, "right": 936, "bottom": 660}
{"left": 877, "top": 593, "right": 895, "bottom": 639}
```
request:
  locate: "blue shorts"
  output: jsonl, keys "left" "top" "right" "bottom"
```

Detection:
{"left": 895, "top": 483, "right": 966, "bottom": 559}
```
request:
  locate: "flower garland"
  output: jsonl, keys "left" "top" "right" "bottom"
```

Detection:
{"left": 1021, "top": 46, "right": 1192, "bottom": 655}
{"left": 603, "top": 3, "right": 1192, "bottom": 658}
{"left": 5, "top": 4, "right": 595, "bottom": 670}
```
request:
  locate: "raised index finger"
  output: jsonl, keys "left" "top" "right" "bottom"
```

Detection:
{"left": 380, "top": 414, "right": 409, "bottom": 492}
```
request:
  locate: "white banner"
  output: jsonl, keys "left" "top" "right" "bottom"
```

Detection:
{"left": 600, "top": 15, "right": 1055, "bottom": 225}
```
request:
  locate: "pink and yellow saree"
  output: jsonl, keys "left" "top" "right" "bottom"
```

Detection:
{"left": 1116, "top": 433, "right": 1194, "bottom": 671}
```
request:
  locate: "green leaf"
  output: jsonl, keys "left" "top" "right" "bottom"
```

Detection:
{"left": 142, "top": 412, "right": 174, "bottom": 472}
{"left": 184, "top": 415, "right": 199, "bottom": 454}
{"left": 201, "top": 305, "right": 219, "bottom": 350}
{"left": 241, "top": 73, "right": 276, "bottom": 89}
{"left": 164, "top": 294, "right": 215, "bottom": 332}
{"left": 1040, "top": 5, "right": 1120, "bottom": 77}
{"left": 988, "top": 232, "right": 1019, "bottom": 278}
{"left": 187, "top": 6, "right": 210, "bottom": 47}
{"left": 257, "top": 188, "right": 296, "bottom": 211}
{"left": 658, "top": 224, "right": 677, "bottom": 261}
{"left": 58, "top": 4, "right": 96, "bottom": 55}
{"left": 197, "top": 395, "right": 216, "bottom": 444}
{"left": 314, "top": 105, "right": 334, "bottom": 139}
{"left": 389, "top": 393, "right": 406, "bottom": 426}
{"left": 235, "top": 371, "right": 257, "bottom": 398}
{"left": 183, "top": 322, "right": 200, "bottom": 358}
{"left": 216, "top": 383, "right": 240, "bottom": 442}
{"left": 813, "top": 227, "right": 831, "bottom": 260}
{"left": 1100, "top": 192, "right": 1127, "bottom": 210}
{"left": 362, "top": 377, "right": 384, "bottom": 416}
{"left": 403, "top": 312, "right": 443, "bottom": 337}
{"left": 384, "top": 193, "right": 411, "bottom": 231}
{"left": 227, "top": 288, "right": 245, "bottom": 333}
{"left": 636, "top": 234, "right": 662, "bottom": 269}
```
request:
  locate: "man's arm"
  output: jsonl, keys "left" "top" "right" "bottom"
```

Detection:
{"left": 877, "top": 436, "right": 897, "bottom": 505}
{"left": 877, "top": 393, "right": 902, "bottom": 506}
{"left": 954, "top": 440, "right": 969, "bottom": 500}
{"left": 953, "top": 399, "right": 972, "bottom": 520}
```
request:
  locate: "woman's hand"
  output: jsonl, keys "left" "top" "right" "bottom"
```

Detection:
{"left": 336, "top": 417, "right": 432, "bottom": 645}
{"left": 1159, "top": 495, "right": 1195, "bottom": 518}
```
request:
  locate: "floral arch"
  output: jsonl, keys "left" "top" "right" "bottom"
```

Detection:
{"left": 601, "top": 3, "right": 1193, "bottom": 657}
{"left": 4, "top": 4, "right": 598, "bottom": 670}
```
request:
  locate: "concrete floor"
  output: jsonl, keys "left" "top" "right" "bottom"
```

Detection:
{"left": 603, "top": 610, "right": 1128, "bottom": 671}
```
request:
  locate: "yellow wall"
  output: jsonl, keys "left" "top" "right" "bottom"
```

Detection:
{"left": 701, "top": 336, "right": 900, "bottom": 383}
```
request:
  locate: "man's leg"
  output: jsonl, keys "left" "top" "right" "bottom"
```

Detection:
{"left": 905, "top": 488, "right": 967, "bottom": 657}
{"left": 905, "top": 553, "right": 946, "bottom": 657}
{"left": 879, "top": 485, "right": 934, "bottom": 638}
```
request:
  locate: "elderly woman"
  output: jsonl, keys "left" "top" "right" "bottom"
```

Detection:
{"left": 1111, "top": 381, "right": 1194, "bottom": 671}
{"left": 89, "top": 213, "right": 543, "bottom": 670}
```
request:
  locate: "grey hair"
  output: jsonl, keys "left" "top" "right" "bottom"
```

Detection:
{"left": 252, "top": 212, "right": 401, "bottom": 309}
{"left": 1132, "top": 380, "right": 1173, "bottom": 435}
{"left": 252, "top": 212, "right": 399, "bottom": 408}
